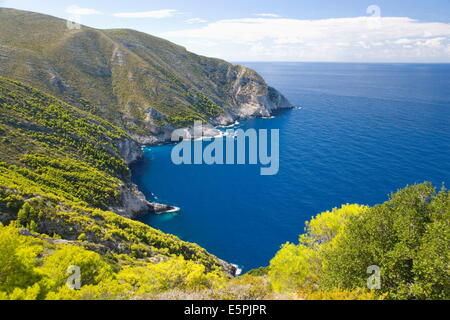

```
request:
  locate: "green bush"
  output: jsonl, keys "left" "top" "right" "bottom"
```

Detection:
{"left": 269, "top": 184, "right": 449, "bottom": 300}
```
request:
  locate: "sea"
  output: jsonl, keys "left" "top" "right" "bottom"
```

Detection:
{"left": 131, "top": 62, "right": 450, "bottom": 272}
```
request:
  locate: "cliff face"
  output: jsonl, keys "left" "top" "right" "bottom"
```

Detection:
{"left": 224, "top": 66, "right": 292, "bottom": 119}
{"left": 111, "top": 183, "right": 179, "bottom": 219}
{"left": 134, "top": 64, "right": 292, "bottom": 144}
{"left": 0, "top": 8, "right": 292, "bottom": 145}
{"left": 117, "top": 138, "right": 143, "bottom": 164}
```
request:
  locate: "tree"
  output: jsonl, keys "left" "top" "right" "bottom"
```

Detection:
{"left": 0, "top": 224, "right": 42, "bottom": 293}
{"left": 38, "top": 245, "right": 113, "bottom": 292}
{"left": 320, "top": 183, "right": 449, "bottom": 299}
{"left": 269, "top": 205, "right": 367, "bottom": 293}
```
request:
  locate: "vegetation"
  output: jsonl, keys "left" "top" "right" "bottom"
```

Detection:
{"left": 268, "top": 184, "right": 449, "bottom": 300}
{"left": 1, "top": 171, "right": 447, "bottom": 300}
{"left": 0, "top": 182, "right": 448, "bottom": 301}
{"left": 0, "top": 224, "right": 227, "bottom": 300}
{"left": 0, "top": 77, "right": 128, "bottom": 177}
{"left": 0, "top": 8, "right": 270, "bottom": 134}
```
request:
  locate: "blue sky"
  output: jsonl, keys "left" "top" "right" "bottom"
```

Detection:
{"left": 2, "top": 0, "right": 450, "bottom": 62}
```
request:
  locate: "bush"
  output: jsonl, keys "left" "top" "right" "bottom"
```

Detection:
{"left": 269, "top": 205, "right": 367, "bottom": 293}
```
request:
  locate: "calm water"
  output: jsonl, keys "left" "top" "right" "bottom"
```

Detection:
{"left": 131, "top": 63, "right": 450, "bottom": 272}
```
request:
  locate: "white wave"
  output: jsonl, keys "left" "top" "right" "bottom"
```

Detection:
{"left": 164, "top": 206, "right": 181, "bottom": 213}
{"left": 217, "top": 121, "right": 240, "bottom": 129}
{"left": 192, "top": 131, "right": 230, "bottom": 141}
{"left": 232, "top": 264, "right": 243, "bottom": 276}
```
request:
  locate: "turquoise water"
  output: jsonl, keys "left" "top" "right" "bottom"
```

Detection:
{"left": 131, "top": 63, "right": 450, "bottom": 271}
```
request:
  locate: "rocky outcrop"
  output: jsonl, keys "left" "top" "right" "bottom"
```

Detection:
{"left": 131, "top": 66, "right": 292, "bottom": 144}
{"left": 117, "top": 138, "right": 143, "bottom": 164}
{"left": 109, "top": 184, "right": 179, "bottom": 219}
{"left": 224, "top": 66, "right": 292, "bottom": 120}
{"left": 266, "top": 86, "right": 292, "bottom": 111}
{"left": 218, "top": 259, "right": 238, "bottom": 277}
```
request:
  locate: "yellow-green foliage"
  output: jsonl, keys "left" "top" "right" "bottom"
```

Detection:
{"left": 0, "top": 157, "right": 121, "bottom": 209}
{"left": 269, "top": 204, "right": 367, "bottom": 293}
{"left": 301, "top": 288, "right": 383, "bottom": 300}
{"left": 320, "top": 184, "right": 450, "bottom": 300}
{"left": 302, "top": 204, "right": 367, "bottom": 246}
{"left": 0, "top": 186, "right": 226, "bottom": 271}
{"left": 0, "top": 77, "right": 129, "bottom": 178}
{"left": 0, "top": 224, "right": 43, "bottom": 293}
{"left": 117, "top": 257, "right": 226, "bottom": 296}
{"left": 0, "top": 224, "right": 227, "bottom": 300}
{"left": 269, "top": 185, "right": 449, "bottom": 300}
{"left": 39, "top": 246, "right": 113, "bottom": 292}
{"left": 269, "top": 243, "right": 317, "bottom": 293}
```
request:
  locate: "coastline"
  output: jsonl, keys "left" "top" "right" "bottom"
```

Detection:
{"left": 129, "top": 107, "right": 297, "bottom": 217}
{"left": 121, "top": 102, "right": 295, "bottom": 276}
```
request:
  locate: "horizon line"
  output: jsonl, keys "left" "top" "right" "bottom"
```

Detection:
{"left": 232, "top": 61, "right": 450, "bottom": 64}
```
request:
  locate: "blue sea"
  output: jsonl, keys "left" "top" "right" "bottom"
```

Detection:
{"left": 131, "top": 63, "right": 450, "bottom": 272}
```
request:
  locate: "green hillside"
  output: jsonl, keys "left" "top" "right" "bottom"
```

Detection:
{"left": 0, "top": 78, "right": 234, "bottom": 297}
{"left": 0, "top": 8, "right": 291, "bottom": 143}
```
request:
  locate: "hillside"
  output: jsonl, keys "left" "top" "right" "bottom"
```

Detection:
{"left": 0, "top": 8, "right": 292, "bottom": 144}
{"left": 0, "top": 76, "right": 176, "bottom": 216}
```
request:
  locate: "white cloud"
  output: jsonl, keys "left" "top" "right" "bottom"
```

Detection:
{"left": 185, "top": 18, "right": 207, "bottom": 24}
{"left": 421, "top": 37, "right": 446, "bottom": 47}
{"left": 114, "top": 9, "right": 178, "bottom": 19}
{"left": 255, "top": 13, "right": 281, "bottom": 18}
{"left": 395, "top": 38, "right": 414, "bottom": 45}
{"left": 162, "top": 16, "right": 450, "bottom": 62}
{"left": 66, "top": 5, "right": 101, "bottom": 15}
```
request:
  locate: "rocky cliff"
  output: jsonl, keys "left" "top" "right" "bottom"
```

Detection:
{"left": 112, "top": 183, "right": 179, "bottom": 219}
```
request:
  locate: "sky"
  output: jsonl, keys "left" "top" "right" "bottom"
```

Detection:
{"left": 2, "top": 0, "right": 450, "bottom": 62}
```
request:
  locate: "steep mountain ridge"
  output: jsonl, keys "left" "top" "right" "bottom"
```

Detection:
{"left": 0, "top": 8, "right": 292, "bottom": 144}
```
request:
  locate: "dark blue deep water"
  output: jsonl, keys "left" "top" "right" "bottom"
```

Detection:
{"left": 132, "top": 63, "right": 450, "bottom": 272}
